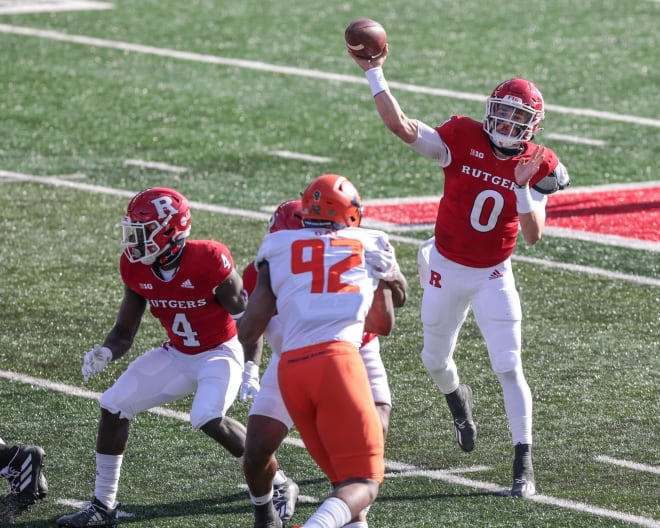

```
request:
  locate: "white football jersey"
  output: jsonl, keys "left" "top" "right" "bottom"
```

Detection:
{"left": 256, "top": 226, "right": 391, "bottom": 352}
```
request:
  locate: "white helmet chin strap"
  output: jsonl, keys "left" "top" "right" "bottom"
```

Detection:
{"left": 494, "top": 135, "right": 519, "bottom": 147}
{"left": 488, "top": 135, "right": 523, "bottom": 156}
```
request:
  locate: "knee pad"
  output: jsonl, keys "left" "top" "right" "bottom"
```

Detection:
{"left": 490, "top": 349, "right": 521, "bottom": 374}
{"left": 421, "top": 347, "right": 450, "bottom": 373}
{"left": 421, "top": 348, "right": 458, "bottom": 393}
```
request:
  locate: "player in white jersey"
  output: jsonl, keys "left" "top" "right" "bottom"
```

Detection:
{"left": 239, "top": 174, "right": 405, "bottom": 528}
{"left": 240, "top": 199, "right": 406, "bottom": 528}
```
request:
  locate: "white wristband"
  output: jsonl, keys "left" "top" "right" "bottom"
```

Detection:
{"left": 244, "top": 360, "right": 259, "bottom": 376}
{"left": 365, "top": 67, "right": 389, "bottom": 96}
{"left": 514, "top": 185, "right": 535, "bottom": 214}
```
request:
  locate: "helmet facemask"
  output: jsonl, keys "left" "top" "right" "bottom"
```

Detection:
{"left": 121, "top": 218, "right": 172, "bottom": 265}
{"left": 484, "top": 98, "right": 542, "bottom": 151}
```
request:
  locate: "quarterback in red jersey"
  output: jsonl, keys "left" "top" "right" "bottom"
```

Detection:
{"left": 57, "top": 187, "right": 250, "bottom": 527}
{"left": 349, "top": 46, "right": 570, "bottom": 498}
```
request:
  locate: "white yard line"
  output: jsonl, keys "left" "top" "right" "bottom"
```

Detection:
{"left": 595, "top": 456, "right": 660, "bottom": 475}
{"left": 0, "top": 1, "right": 113, "bottom": 15}
{"left": 0, "top": 23, "right": 659, "bottom": 130}
{"left": 3, "top": 168, "right": 659, "bottom": 285}
{"left": 2, "top": 369, "right": 659, "bottom": 528}
{"left": 124, "top": 159, "right": 189, "bottom": 173}
{"left": 545, "top": 133, "right": 606, "bottom": 146}
{"left": 559, "top": 181, "right": 660, "bottom": 194}
{"left": 0, "top": 169, "right": 269, "bottom": 221}
{"left": 269, "top": 150, "right": 333, "bottom": 163}
{"left": 541, "top": 226, "right": 660, "bottom": 253}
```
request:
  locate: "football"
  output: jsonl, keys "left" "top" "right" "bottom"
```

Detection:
{"left": 344, "top": 18, "right": 387, "bottom": 60}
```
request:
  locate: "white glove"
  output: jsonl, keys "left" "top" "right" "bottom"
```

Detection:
{"left": 365, "top": 240, "right": 399, "bottom": 281}
{"left": 82, "top": 344, "right": 113, "bottom": 382}
{"left": 239, "top": 361, "right": 260, "bottom": 402}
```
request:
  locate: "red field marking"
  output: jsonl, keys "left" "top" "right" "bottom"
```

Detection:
{"left": 363, "top": 186, "right": 660, "bottom": 242}
{"left": 545, "top": 187, "right": 660, "bottom": 242}
{"left": 364, "top": 201, "right": 438, "bottom": 226}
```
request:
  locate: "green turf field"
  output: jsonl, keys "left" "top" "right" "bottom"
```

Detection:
{"left": 1, "top": 1, "right": 658, "bottom": 527}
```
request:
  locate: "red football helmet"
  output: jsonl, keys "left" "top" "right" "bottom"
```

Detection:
{"left": 121, "top": 187, "right": 191, "bottom": 265}
{"left": 301, "top": 174, "right": 362, "bottom": 228}
{"left": 268, "top": 199, "right": 304, "bottom": 233}
{"left": 483, "top": 78, "right": 545, "bottom": 149}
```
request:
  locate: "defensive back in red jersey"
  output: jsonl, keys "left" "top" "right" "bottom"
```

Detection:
{"left": 435, "top": 116, "right": 558, "bottom": 268}
{"left": 120, "top": 239, "right": 237, "bottom": 353}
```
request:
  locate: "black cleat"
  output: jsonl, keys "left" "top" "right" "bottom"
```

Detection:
{"left": 273, "top": 478, "right": 299, "bottom": 523}
{"left": 253, "top": 500, "right": 282, "bottom": 528}
{"left": 510, "top": 443, "right": 536, "bottom": 498}
{"left": 56, "top": 497, "right": 119, "bottom": 527}
{"left": 445, "top": 384, "right": 477, "bottom": 452}
{"left": 0, "top": 444, "right": 47, "bottom": 515}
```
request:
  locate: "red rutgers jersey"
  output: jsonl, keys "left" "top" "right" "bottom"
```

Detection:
{"left": 435, "top": 116, "right": 558, "bottom": 268}
{"left": 120, "top": 239, "right": 237, "bottom": 353}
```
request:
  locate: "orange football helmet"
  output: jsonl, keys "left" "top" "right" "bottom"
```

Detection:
{"left": 301, "top": 174, "right": 363, "bottom": 228}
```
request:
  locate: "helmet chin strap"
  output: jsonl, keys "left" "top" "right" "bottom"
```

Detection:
{"left": 488, "top": 137, "right": 524, "bottom": 157}
{"left": 155, "top": 239, "right": 185, "bottom": 269}
{"left": 302, "top": 219, "right": 346, "bottom": 230}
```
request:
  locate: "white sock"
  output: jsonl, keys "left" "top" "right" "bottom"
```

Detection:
{"left": 342, "top": 505, "right": 371, "bottom": 527}
{"left": 496, "top": 368, "right": 533, "bottom": 444}
{"left": 273, "top": 468, "right": 287, "bottom": 486}
{"left": 94, "top": 453, "right": 123, "bottom": 509}
{"left": 249, "top": 489, "right": 274, "bottom": 506}
{"left": 303, "top": 497, "right": 352, "bottom": 528}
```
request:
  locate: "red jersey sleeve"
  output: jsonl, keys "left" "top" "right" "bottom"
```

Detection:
{"left": 242, "top": 260, "right": 258, "bottom": 296}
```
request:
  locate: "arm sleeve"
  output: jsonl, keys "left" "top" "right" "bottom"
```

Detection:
{"left": 532, "top": 161, "right": 571, "bottom": 195}
{"left": 408, "top": 121, "right": 451, "bottom": 167}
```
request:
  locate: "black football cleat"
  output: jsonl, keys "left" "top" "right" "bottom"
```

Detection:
{"left": 445, "top": 383, "right": 477, "bottom": 452}
{"left": 56, "top": 497, "right": 119, "bottom": 527}
{"left": 510, "top": 443, "right": 536, "bottom": 498}
{"left": 0, "top": 444, "right": 48, "bottom": 515}
{"left": 253, "top": 500, "right": 282, "bottom": 528}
